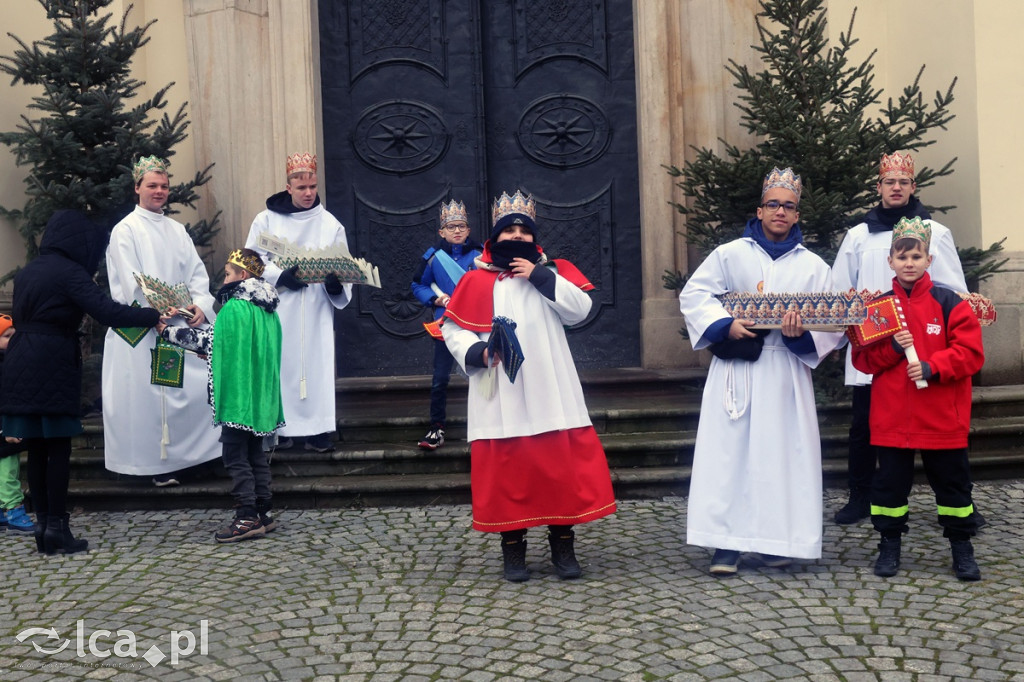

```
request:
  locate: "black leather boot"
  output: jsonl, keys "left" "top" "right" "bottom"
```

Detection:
{"left": 873, "top": 535, "right": 901, "bottom": 577}
{"left": 43, "top": 514, "right": 89, "bottom": 555}
{"left": 500, "top": 533, "right": 529, "bottom": 582}
{"left": 548, "top": 528, "right": 582, "bottom": 579}
{"left": 950, "top": 539, "right": 981, "bottom": 581}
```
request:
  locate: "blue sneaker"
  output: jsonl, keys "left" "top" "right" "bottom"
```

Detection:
{"left": 5, "top": 505, "right": 34, "bottom": 534}
{"left": 710, "top": 548, "right": 741, "bottom": 576}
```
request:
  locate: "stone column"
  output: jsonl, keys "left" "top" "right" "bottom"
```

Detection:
{"left": 633, "top": 0, "right": 760, "bottom": 368}
{"left": 182, "top": 0, "right": 322, "bottom": 259}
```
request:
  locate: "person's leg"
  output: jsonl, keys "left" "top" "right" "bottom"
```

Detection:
{"left": 0, "top": 454, "right": 31, "bottom": 533}
{"left": 922, "top": 448, "right": 980, "bottom": 581}
{"left": 836, "top": 384, "right": 874, "bottom": 523}
{"left": 25, "top": 438, "right": 48, "bottom": 551}
{"left": 420, "top": 340, "right": 454, "bottom": 449}
{"left": 548, "top": 524, "right": 582, "bottom": 579}
{"left": 215, "top": 428, "right": 265, "bottom": 543}
{"left": 220, "top": 427, "right": 257, "bottom": 516}
{"left": 871, "top": 446, "right": 913, "bottom": 577}
{"left": 41, "top": 437, "right": 87, "bottom": 555}
{"left": 429, "top": 339, "right": 455, "bottom": 426}
{"left": 248, "top": 434, "right": 276, "bottom": 532}
{"left": 500, "top": 529, "right": 529, "bottom": 582}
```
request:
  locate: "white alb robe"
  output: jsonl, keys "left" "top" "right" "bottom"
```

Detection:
{"left": 680, "top": 238, "right": 842, "bottom": 559}
{"left": 442, "top": 268, "right": 593, "bottom": 441}
{"left": 245, "top": 203, "right": 352, "bottom": 437}
{"left": 832, "top": 219, "right": 967, "bottom": 386}
{"left": 102, "top": 206, "right": 221, "bottom": 475}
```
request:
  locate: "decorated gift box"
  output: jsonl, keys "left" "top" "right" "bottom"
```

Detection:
{"left": 715, "top": 289, "right": 869, "bottom": 330}
{"left": 257, "top": 233, "right": 381, "bottom": 288}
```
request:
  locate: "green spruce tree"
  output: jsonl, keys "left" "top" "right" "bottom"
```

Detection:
{"left": 0, "top": 0, "right": 218, "bottom": 284}
{"left": 664, "top": 0, "right": 1003, "bottom": 284}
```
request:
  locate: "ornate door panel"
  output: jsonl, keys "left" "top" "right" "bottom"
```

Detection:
{"left": 319, "top": 0, "right": 640, "bottom": 376}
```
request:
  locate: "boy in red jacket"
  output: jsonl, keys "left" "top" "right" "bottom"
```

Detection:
{"left": 852, "top": 216, "right": 985, "bottom": 581}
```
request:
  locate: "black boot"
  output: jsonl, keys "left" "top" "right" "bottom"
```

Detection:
{"left": 500, "top": 533, "right": 529, "bottom": 583}
{"left": 548, "top": 528, "right": 582, "bottom": 579}
{"left": 43, "top": 514, "right": 89, "bottom": 555}
{"left": 873, "top": 535, "right": 901, "bottom": 577}
{"left": 950, "top": 539, "right": 981, "bottom": 581}
{"left": 834, "top": 488, "right": 870, "bottom": 524}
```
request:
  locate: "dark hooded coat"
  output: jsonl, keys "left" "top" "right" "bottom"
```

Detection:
{"left": 0, "top": 210, "right": 161, "bottom": 416}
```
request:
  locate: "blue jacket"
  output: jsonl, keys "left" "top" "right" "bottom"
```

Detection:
{"left": 411, "top": 240, "right": 482, "bottom": 321}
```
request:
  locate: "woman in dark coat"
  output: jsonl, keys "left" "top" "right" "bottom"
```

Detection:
{"left": 0, "top": 210, "right": 161, "bottom": 554}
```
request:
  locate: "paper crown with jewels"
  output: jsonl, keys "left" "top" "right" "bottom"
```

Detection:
{"left": 892, "top": 216, "right": 931, "bottom": 248}
{"left": 132, "top": 155, "right": 168, "bottom": 183}
{"left": 761, "top": 167, "right": 802, "bottom": 200}
{"left": 286, "top": 152, "right": 317, "bottom": 177}
{"left": 439, "top": 199, "right": 468, "bottom": 228}
{"left": 227, "top": 249, "right": 265, "bottom": 278}
{"left": 879, "top": 151, "right": 915, "bottom": 180}
{"left": 491, "top": 190, "right": 536, "bottom": 227}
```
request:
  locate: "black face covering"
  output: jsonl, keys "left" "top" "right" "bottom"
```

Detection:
{"left": 490, "top": 240, "right": 542, "bottom": 269}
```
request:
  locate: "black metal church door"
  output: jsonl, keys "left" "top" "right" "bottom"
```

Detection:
{"left": 318, "top": 0, "right": 641, "bottom": 376}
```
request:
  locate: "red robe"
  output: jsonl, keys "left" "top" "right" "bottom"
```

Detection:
{"left": 442, "top": 246, "right": 615, "bottom": 532}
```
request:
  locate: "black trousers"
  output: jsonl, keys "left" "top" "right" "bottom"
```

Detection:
{"left": 429, "top": 338, "right": 456, "bottom": 426}
{"left": 25, "top": 437, "right": 72, "bottom": 519}
{"left": 871, "top": 446, "right": 978, "bottom": 540}
{"left": 846, "top": 384, "right": 877, "bottom": 491}
{"left": 220, "top": 426, "right": 272, "bottom": 514}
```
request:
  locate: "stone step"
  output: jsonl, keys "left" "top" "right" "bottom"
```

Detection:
{"left": 60, "top": 445, "right": 1024, "bottom": 511}
{"left": 49, "top": 370, "right": 1024, "bottom": 510}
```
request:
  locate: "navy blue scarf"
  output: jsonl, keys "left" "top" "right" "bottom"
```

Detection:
{"left": 743, "top": 218, "right": 803, "bottom": 260}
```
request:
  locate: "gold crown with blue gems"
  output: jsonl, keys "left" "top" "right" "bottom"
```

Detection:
{"left": 761, "top": 167, "right": 802, "bottom": 200}
{"left": 440, "top": 199, "right": 468, "bottom": 227}
{"left": 491, "top": 190, "right": 536, "bottom": 227}
{"left": 892, "top": 216, "right": 931, "bottom": 248}
{"left": 227, "top": 249, "right": 265, "bottom": 278}
{"left": 132, "top": 155, "right": 168, "bottom": 183}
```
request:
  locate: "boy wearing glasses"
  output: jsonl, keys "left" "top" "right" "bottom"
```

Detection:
{"left": 831, "top": 152, "right": 968, "bottom": 524}
{"left": 411, "top": 200, "right": 483, "bottom": 449}
{"left": 679, "top": 168, "right": 842, "bottom": 576}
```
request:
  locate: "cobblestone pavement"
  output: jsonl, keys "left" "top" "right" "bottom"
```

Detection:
{"left": 3, "top": 481, "right": 1024, "bottom": 681}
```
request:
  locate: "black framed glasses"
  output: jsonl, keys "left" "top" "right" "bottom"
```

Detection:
{"left": 443, "top": 225, "right": 470, "bottom": 232}
{"left": 761, "top": 200, "right": 798, "bottom": 213}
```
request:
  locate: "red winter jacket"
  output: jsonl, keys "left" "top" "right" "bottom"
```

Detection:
{"left": 851, "top": 273, "right": 984, "bottom": 449}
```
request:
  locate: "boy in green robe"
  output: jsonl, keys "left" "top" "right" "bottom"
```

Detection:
{"left": 158, "top": 248, "right": 284, "bottom": 543}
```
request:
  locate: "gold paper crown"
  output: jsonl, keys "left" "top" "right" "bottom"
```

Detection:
{"left": 132, "top": 155, "right": 168, "bottom": 183}
{"left": 286, "top": 152, "right": 317, "bottom": 177}
{"left": 761, "top": 167, "right": 802, "bottom": 200}
{"left": 879, "top": 152, "right": 915, "bottom": 179}
{"left": 439, "top": 199, "right": 468, "bottom": 227}
{"left": 491, "top": 190, "right": 536, "bottom": 227}
{"left": 892, "top": 216, "right": 931, "bottom": 248}
{"left": 227, "top": 249, "right": 265, "bottom": 278}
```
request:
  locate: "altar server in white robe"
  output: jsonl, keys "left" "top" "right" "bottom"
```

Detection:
{"left": 103, "top": 156, "right": 221, "bottom": 485}
{"left": 245, "top": 152, "right": 352, "bottom": 452}
{"left": 679, "top": 167, "right": 843, "bottom": 576}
